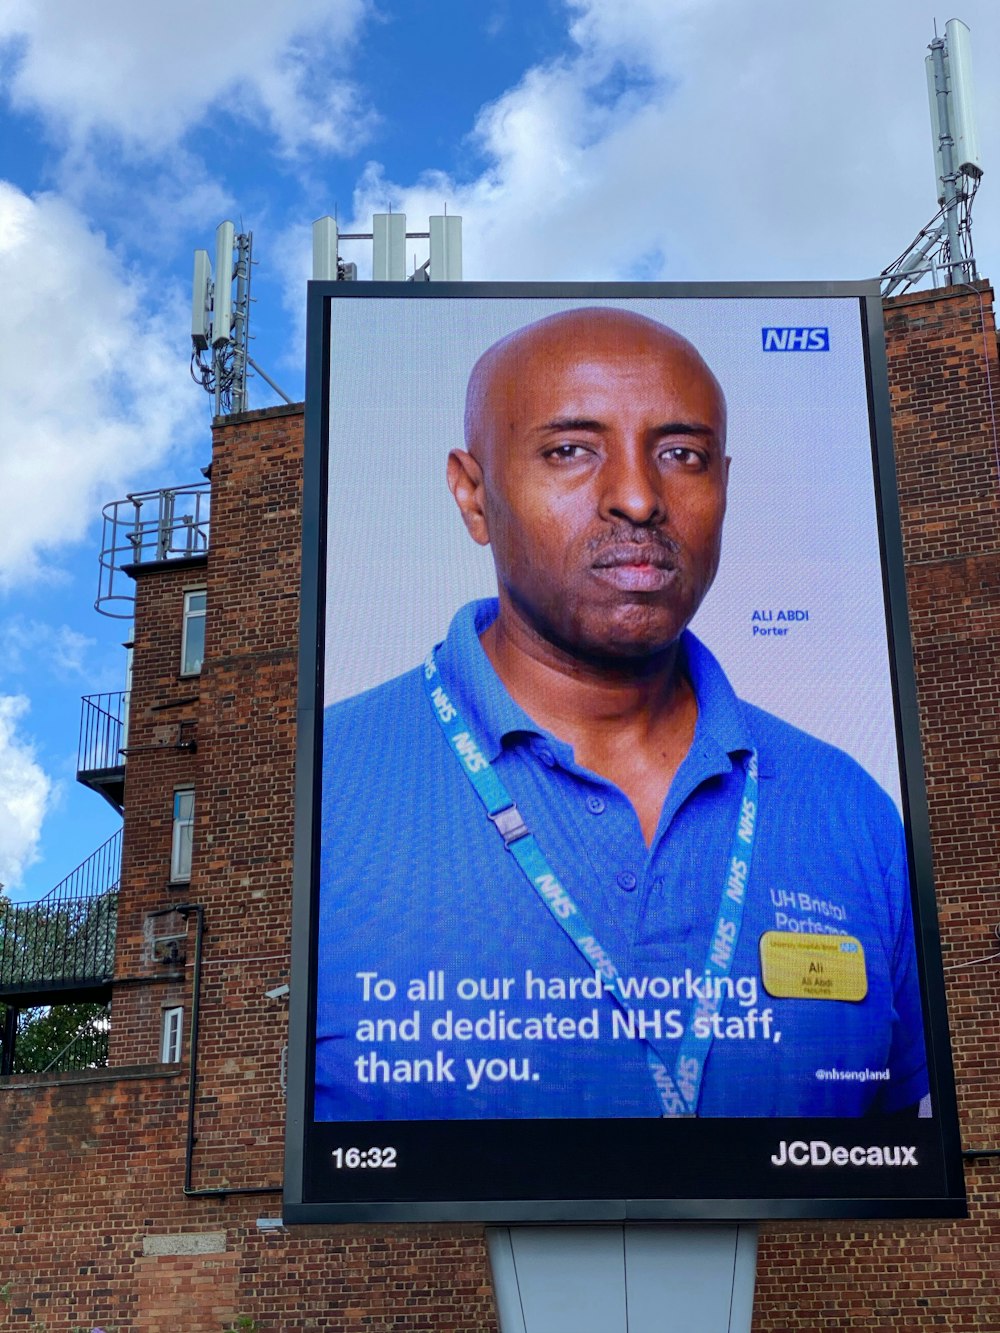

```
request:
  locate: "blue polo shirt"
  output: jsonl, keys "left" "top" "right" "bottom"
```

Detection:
{"left": 316, "top": 599, "right": 927, "bottom": 1120}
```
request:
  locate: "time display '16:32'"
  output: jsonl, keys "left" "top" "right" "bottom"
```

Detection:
{"left": 331, "top": 1146, "right": 398, "bottom": 1169}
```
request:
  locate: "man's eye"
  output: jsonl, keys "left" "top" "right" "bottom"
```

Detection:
{"left": 545, "top": 443, "right": 589, "bottom": 460}
{"left": 662, "top": 445, "right": 706, "bottom": 469}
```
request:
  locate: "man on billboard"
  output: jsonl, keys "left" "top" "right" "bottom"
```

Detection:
{"left": 315, "top": 306, "right": 928, "bottom": 1121}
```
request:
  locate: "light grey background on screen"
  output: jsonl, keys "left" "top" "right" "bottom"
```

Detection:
{"left": 323, "top": 295, "right": 902, "bottom": 808}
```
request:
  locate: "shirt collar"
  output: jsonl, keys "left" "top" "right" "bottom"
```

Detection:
{"left": 680, "top": 631, "right": 755, "bottom": 768}
{"left": 436, "top": 599, "right": 538, "bottom": 761}
{"left": 435, "top": 598, "right": 756, "bottom": 767}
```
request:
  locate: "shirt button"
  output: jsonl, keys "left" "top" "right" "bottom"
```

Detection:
{"left": 586, "top": 795, "right": 605, "bottom": 815}
{"left": 536, "top": 746, "right": 556, "bottom": 767}
{"left": 652, "top": 877, "right": 664, "bottom": 893}
{"left": 617, "top": 871, "right": 638, "bottom": 892}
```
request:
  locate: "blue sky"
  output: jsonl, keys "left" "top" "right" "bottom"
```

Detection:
{"left": 0, "top": 0, "right": 997, "bottom": 902}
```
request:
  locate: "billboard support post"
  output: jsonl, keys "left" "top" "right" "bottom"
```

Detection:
{"left": 486, "top": 1225, "right": 757, "bottom": 1333}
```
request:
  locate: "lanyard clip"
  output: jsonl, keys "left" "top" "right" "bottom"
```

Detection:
{"left": 488, "top": 803, "right": 529, "bottom": 848}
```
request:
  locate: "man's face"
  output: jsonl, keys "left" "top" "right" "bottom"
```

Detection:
{"left": 452, "top": 311, "right": 729, "bottom": 665}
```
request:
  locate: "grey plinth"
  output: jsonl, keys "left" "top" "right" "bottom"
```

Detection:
{"left": 486, "top": 1225, "right": 757, "bottom": 1333}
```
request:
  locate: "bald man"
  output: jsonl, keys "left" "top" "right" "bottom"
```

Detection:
{"left": 315, "top": 308, "right": 927, "bottom": 1123}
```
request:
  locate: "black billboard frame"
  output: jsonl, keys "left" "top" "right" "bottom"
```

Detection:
{"left": 285, "top": 280, "right": 966, "bottom": 1225}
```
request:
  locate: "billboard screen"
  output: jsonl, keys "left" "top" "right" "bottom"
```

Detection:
{"left": 285, "top": 282, "right": 965, "bottom": 1222}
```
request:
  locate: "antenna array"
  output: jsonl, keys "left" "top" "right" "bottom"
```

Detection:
{"left": 191, "top": 212, "right": 463, "bottom": 416}
{"left": 190, "top": 224, "right": 257, "bottom": 416}
{"left": 310, "top": 212, "right": 462, "bottom": 281}
{"left": 883, "top": 18, "right": 984, "bottom": 296}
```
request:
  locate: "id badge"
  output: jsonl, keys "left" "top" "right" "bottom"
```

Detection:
{"left": 759, "top": 931, "right": 868, "bottom": 1001}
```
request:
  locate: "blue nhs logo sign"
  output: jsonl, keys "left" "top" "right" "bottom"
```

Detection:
{"left": 761, "top": 327, "right": 830, "bottom": 352}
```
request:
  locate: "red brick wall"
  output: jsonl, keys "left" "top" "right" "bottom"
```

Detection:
{"left": 753, "top": 285, "right": 1000, "bottom": 1329}
{"left": 2, "top": 288, "right": 999, "bottom": 1331}
{"left": 177, "top": 405, "right": 301, "bottom": 1189}
{"left": 108, "top": 554, "right": 205, "bottom": 1069}
{"left": 0, "top": 403, "right": 498, "bottom": 1333}
{"left": 0, "top": 1071, "right": 493, "bottom": 1331}
{"left": 886, "top": 284, "right": 1000, "bottom": 1152}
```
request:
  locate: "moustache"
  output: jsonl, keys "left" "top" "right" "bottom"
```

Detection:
{"left": 587, "top": 526, "right": 681, "bottom": 568}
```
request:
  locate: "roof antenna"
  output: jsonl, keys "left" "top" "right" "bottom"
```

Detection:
{"left": 882, "top": 18, "right": 984, "bottom": 295}
{"left": 190, "top": 222, "right": 293, "bottom": 415}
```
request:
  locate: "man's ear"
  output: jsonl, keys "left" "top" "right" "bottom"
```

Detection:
{"left": 447, "top": 449, "right": 490, "bottom": 547}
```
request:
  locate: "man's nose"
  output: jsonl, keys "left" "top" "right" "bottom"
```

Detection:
{"left": 598, "top": 446, "right": 666, "bottom": 525}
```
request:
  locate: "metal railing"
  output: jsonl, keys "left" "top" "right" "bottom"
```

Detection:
{"left": 0, "top": 830, "right": 121, "bottom": 993}
{"left": 39, "top": 1016, "right": 110, "bottom": 1073}
{"left": 96, "top": 482, "right": 210, "bottom": 618}
{"left": 3, "top": 1002, "right": 111, "bottom": 1076}
{"left": 78, "top": 691, "right": 128, "bottom": 776}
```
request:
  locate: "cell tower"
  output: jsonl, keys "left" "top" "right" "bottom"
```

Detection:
{"left": 883, "top": 18, "right": 984, "bottom": 295}
{"left": 310, "top": 211, "right": 463, "bottom": 282}
{"left": 191, "top": 223, "right": 293, "bottom": 416}
{"left": 191, "top": 212, "right": 462, "bottom": 417}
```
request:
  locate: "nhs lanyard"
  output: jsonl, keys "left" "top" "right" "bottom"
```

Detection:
{"left": 422, "top": 649, "right": 759, "bottom": 1117}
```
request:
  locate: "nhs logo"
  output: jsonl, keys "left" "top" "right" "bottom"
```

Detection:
{"left": 761, "top": 327, "right": 829, "bottom": 352}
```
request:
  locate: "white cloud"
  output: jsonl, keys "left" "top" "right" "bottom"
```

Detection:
{"left": 0, "top": 695, "right": 51, "bottom": 891}
{"left": 0, "top": 182, "right": 195, "bottom": 588}
{"left": 54, "top": 145, "right": 237, "bottom": 253}
{"left": 1, "top": 619, "right": 95, "bottom": 679}
{"left": 347, "top": 0, "right": 999, "bottom": 285}
{"left": 0, "top": 0, "right": 374, "bottom": 157}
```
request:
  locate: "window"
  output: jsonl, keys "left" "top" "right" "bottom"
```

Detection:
{"left": 122, "top": 642, "right": 133, "bottom": 749}
{"left": 181, "top": 589, "right": 207, "bottom": 675}
{"left": 161, "top": 1006, "right": 183, "bottom": 1063}
{"left": 171, "top": 788, "right": 195, "bottom": 882}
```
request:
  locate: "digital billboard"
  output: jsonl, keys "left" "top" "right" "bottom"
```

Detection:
{"left": 285, "top": 282, "right": 965, "bottom": 1223}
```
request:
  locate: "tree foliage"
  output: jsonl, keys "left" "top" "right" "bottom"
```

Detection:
{"left": 6, "top": 1000, "right": 110, "bottom": 1073}
{"left": 1, "top": 891, "right": 115, "bottom": 1073}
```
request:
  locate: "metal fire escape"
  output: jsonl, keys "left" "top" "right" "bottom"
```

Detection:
{"left": 0, "top": 831, "right": 121, "bottom": 1074}
{"left": 0, "top": 484, "right": 210, "bottom": 1076}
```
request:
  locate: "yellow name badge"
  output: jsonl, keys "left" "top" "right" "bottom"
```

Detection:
{"left": 759, "top": 932, "right": 868, "bottom": 1002}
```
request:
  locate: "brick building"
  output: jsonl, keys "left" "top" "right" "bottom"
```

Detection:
{"left": 0, "top": 281, "right": 998, "bottom": 1331}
